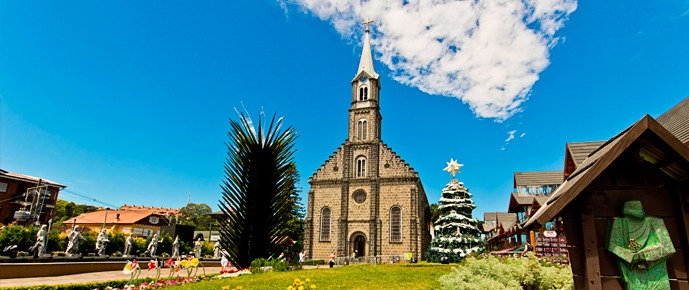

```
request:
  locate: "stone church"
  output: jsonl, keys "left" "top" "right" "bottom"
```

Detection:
{"left": 304, "top": 22, "right": 431, "bottom": 261}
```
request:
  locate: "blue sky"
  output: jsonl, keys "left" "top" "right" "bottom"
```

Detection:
{"left": 1, "top": 1, "right": 688, "bottom": 220}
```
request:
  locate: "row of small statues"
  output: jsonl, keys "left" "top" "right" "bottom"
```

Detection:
{"left": 29, "top": 225, "right": 224, "bottom": 258}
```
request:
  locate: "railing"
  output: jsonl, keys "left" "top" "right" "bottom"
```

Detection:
{"left": 327, "top": 254, "right": 417, "bottom": 266}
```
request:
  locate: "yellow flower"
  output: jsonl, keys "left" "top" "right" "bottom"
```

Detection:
{"left": 235, "top": 287, "right": 243, "bottom": 290}
{"left": 287, "top": 286, "right": 294, "bottom": 290}
{"left": 190, "top": 258, "right": 199, "bottom": 267}
{"left": 310, "top": 285, "right": 316, "bottom": 289}
{"left": 305, "top": 278, "right": 311, "bottom": 283}
{"left": 179, "top": 260, "right": 189, "bottom": 267}
{"left": 222, "top": 286, "right": 230, "bottom": 290}
{"left": 298, "top": 287, "right": 304, "bottom": 290}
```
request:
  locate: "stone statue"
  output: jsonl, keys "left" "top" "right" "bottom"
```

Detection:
{"left": 194, "top": 238, "right": 202, "bottom": 258}
{"left": 145, "top": 234, "right": 159, "bottom": 256}
{"left": 607, "top": 200, "right": 675, "bottom": 290}
{"left": 123, "top": 234, "right": 134, "bottom": 256}
{"left": 29, "top": 224, "right": 48, "bottom": 256}
{"left": 171, "top": 236, "right": 180, "bottom": 257}
{"left": 95, "top": 229, "right": 109, "bottom": 256}
{"left": 65, "top": 226, "right": 84, "bottom": 256}
{"left": 213, "top": 241, "right": 221, "bottom": 258}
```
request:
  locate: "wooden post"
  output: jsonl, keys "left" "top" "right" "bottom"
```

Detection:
{"left": 530, "top": 231, "right": 536, "bottom": 253}
{"left": 581, "top": 208, "right": 602, "bottom": 290}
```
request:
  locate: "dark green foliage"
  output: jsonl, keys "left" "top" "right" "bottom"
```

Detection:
{"left": 250, "top": 257, "right": 292, "bottom": 273}
{"left": 77, "top": 231, "right": 96, "bottom": 255}
{"left": 219, "top": 112, "right": 298, "bottom": 268}
{"left": 52, "top": 200, "right": 99, "bottom": 226}
{"left": 106, "top": 232, "right": 125, "bottom": 255}
{"left": 284, "top": 163, "right": 305, "bottom": 243}
{"left": 303, "top": 259, "right": 325, "bottom": 266}
{"left": 178, "top": 203, "right": 214, "bottom": 230}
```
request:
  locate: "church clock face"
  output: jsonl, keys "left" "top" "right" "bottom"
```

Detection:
{"left": 360, "top": 77, "right": 368, "bottom": 83}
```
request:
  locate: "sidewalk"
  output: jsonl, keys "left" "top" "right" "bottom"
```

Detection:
{"left": 0, "top": 265, "right": 328, "bottom": 288}
{"left": 0, "top": 267, "right": 224, "bottom": 288}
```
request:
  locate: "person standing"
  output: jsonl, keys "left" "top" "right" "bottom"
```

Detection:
{"left": 329, "top": 252, "right": 335, "bottom": 268}
{"left": 299, "top": 250, "right": 305, "bottom": 265}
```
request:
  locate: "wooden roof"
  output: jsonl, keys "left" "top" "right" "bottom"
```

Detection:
{"left": 483, "top": 212, "right": 517, "bottom": 233}
{"left": 507, "top": 192, "right": 540, "bottom": 212}
{"left": 526, "top": 115, "right": 689, "bottom": 227}
{"left": 567, "top": 141, "right": 607, "bottom": 167}
{"left": 513, "top": 171, "right": 563, "bottom": 187}
{"left": 657, "top": 96, "right": 689, "bottom": 145}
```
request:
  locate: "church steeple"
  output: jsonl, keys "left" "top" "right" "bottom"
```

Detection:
{"left": 349, "top": 17, "right": 382, "bottom": 143}
{"left": 355, "top": 17, "right": 379, "bottom": 80}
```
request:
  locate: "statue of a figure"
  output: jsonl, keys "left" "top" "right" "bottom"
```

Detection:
{"left": 65, "top": 226, "right": 84, "bottom": 256}
{"left": 213, "top": 241, "right": 221, "bottom": 258}
{"left": 95, "top": 229, "right": 109, "bottom": 256}
{"left": 29, "top": 225, "right": 48, "bottom": 256}
{"left": 171, "top": 236, "right": 180, "bottom": 257}
{"left": 194, "top": 238, "right": 202, "bottom": 258}
{"left": 145, "top": 234, "right": 158, "bottom": 256}
{"left": 123, "top": 234, "right": 134, "bottom": 256}
{"left": 607, "top": 200, "right": 675, "bottom": 290}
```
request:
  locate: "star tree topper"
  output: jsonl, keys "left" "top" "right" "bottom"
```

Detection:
{"left": 443, "top": 158, "right": 464, "bottom": 177}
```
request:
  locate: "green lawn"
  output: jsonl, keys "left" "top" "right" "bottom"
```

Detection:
{"left": 177, "top": 263, "right": 455, "bottom": 290}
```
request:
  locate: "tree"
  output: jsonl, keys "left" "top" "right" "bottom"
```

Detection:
{"left": 219, "top": 112, "right": 297, "bottom": 268}
{"left": 284, "top": 163, "right": 305, "bottom": 243}
{"left": 52, "top": 199, "right": 100, "bottom": 225}
{"left": 177, "top": 203, "right": 213, "bottom": 230}
{"left": 425, "top": 177, "right": 483, "bottom": 263}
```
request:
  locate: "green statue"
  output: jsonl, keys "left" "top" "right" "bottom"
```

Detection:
{"left": 606, "top": 200, "right": 675, "bottom": 289}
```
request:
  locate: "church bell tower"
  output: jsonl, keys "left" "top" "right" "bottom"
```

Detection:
{"left": 348, "top": 17, "right": 382, "bottom": 144}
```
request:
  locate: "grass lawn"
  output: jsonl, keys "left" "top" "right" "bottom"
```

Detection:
{"left": 177, "top": 263, "right": 456, "bottom": 290}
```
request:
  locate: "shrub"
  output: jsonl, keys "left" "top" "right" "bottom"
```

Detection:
{"left": 438, "top": 254, "right": 573, "bottom": 290}
{"left": 303, "top": 259, "right": 325, "bottom": 266}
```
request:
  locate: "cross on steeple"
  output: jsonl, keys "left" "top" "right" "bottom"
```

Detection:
{"left": 362, "top": 17, "right": 374, "bottom": 32}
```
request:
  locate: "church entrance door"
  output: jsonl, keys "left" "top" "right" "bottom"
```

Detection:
{"left": 355, "top": 235, "right": 365, "bottom": 257}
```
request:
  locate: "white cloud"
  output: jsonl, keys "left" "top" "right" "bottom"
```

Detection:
{"left": 505, "top": 130, "right": 516, "bottom": 143}
{"left": 282, "top": 0, "right": 577, "bottom": 121}
{"left": 520, "top": 132, "right": 526, "bottom": 138}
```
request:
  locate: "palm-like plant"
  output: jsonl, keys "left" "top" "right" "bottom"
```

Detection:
{"left": 219, "top": 112, "right": 297, "bottom": 268}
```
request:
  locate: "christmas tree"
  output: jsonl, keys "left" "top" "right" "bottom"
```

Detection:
{"left": 425, "top": 159, "right": 483, "bottom": 263}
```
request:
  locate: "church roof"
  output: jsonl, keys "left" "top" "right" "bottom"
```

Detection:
{"left": 657, "top": 96, "right": 689, "bottom": 145}
{"left": 354, "top": 23, "right": 379, "bottom": 81}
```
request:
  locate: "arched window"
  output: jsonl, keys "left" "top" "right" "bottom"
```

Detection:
{"left": 320, "top": 207, "right": 331, "bottom": 241}
{"left": 357, "top": 119, "right": 368, "bottom": 140}
{"left": 390, "top": 206, "right": 402, "bottom": 242}
{"left": 356, "top": 157, "right": 366, "bottom": 177}
{"left": 359, "top": 86, "right": 368, "bottom": 101}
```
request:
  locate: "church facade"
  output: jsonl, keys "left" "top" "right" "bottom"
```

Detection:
{"left": 304, "top": 23, "right": 431, "bottom": 261}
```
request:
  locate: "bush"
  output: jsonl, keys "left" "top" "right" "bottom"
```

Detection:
{"left": 0, "top": 224, "right": 36, "bottom": 251}
{"left": 303, "top": 259, "right": 325, "bottom": 266}
{"left": 437, "top": 254, "right": 573, "bottom": 290}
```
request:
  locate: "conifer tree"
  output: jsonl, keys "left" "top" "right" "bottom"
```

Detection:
{"left": 425, "top": 159, "right": 483, "bottom": 262}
